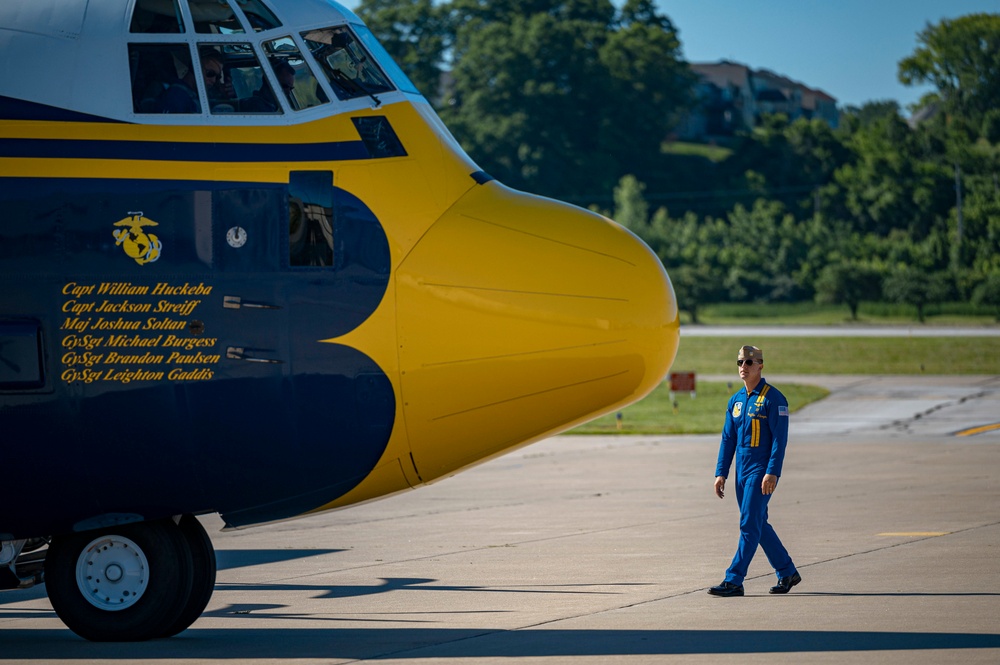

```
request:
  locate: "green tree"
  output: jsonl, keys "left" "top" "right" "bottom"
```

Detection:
{"left": 982, "top": 109, "right": 1000, "bottom": 144}
{"left": 899, "top": 14, "right": 1000, "bottom": 135}
{"left": 668, "top": 262, "right": 723, "bottom": 324}
{"left": 883, "top": 266, "right": 952, "bottom": 322}
{"left": 719, "top": 199, "right": 811, "bottom": 302}
{"left": 654, "top": 210, "right": 728, "bottom": 322}
{"left": 611, "top": 174, "right": 650, "bottom": 236}
{"left": 972, "top": 272, "right": 1000, "bottom": 320}
{"left": 839, "top": 100, "right": 903, "bottom": 131}
{"left": 814, "top": 262, "right": 883, "bottom": 320}
{"left": 729, "top": 116, "right": 849, "bottom": 198}
{"left": 832, "top": 113, "right": 951, "bottom": 239}
{"left": 441, "top": 12, "right": 611, "bottom": 194}
{"left": 355, "top": 0, "right": 450, "bottom": 100}
{"left": 958, "top": 141, "right": 1000, "bottom": 273}
{"left": 598, "top": 0, "right": 694, "bottom": 176}
{"left": 440, "top": 0, "right": 692, "bottom": 199}
{"left": 448, "top": 0, "right": 616, "bottom": 27}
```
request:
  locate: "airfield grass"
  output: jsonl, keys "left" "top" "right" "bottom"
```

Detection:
{"left": 670, "top": 336, "right": 1000, "bottom": 375}
{"left": 569, "top": 335, "right": 1000, "bottom": 435}
{"left": 572, "top": 380, "right": 828, "bottom": 435}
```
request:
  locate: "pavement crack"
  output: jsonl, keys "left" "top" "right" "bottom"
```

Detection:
{"left": 881, "top": 388, "right": 998, "bottom": 433}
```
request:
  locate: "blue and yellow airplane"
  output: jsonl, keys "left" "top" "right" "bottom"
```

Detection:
{"left": 0, "top": 0, "right": 678, "bottom": 641}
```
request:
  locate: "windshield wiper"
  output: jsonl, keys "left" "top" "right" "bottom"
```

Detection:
{"left": 329, "top": 69, "right": 381, "bottom": 108}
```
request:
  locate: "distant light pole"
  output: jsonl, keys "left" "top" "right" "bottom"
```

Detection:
{"left": 954, "top": 163, "right": 964, "bottom": 269}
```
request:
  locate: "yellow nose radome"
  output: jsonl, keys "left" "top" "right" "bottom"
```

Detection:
{"left": 397, "top": 181, "right": 679, "bottom": 482}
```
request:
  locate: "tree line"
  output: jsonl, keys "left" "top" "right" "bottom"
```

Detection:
{"left": 356, "top": 0, "right": 1000, "bottom": 320}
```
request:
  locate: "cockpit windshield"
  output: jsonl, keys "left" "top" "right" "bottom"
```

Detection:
{"left": 262, "top": 37, "right": 329, "bottom": 111}
{"left": 301, "top": 26, "right": 395, "bottom": 102}
{"left": 127, "top": 1, "right": 412, "bottom": 118}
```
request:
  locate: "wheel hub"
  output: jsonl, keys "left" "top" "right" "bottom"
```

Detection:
{"left": 75, "top": 535, "right": 149, "bottom": 611}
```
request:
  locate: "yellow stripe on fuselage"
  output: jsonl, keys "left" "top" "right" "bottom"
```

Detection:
{"left": 0, "top": 103, "right": 480, "bottom": 285}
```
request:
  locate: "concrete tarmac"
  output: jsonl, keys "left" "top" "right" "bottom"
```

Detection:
{"left": 2, "top": 375, "right": 999, "bottom": 664}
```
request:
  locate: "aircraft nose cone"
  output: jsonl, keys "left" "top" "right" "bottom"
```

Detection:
{"left": 397, "top": 182, "right": 679, "bottom": 482}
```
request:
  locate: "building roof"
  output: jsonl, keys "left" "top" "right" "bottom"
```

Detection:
{"left": 691, "top": 60, "right": 836, "bottom": 107}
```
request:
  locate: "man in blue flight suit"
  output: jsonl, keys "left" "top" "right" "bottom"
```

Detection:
{"left": 709, "top": 345, "right": 800, "bottom": 597}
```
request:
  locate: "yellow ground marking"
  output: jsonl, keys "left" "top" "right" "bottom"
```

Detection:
{"left": 878, "top": 532, "right": 950, "bottom": 537}
{"left": 955, "top": 422, "right": 1000, "bottom": 437}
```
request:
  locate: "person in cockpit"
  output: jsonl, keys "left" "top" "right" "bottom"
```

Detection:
{"left": 156, "top": 56, "right": 200, "bottom": 113}
{"left": 241, "top": 59, "right": 295, "bottom": 113}
{"left": 156, "top": 48, "right": 230, "bottom": 113}
{"left": 273, "top": 60, "right": 297, "bottom": 104}
{"left": 199, "top": 48, "right": 235, "bottom": 111}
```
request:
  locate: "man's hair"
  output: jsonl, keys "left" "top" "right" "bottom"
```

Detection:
{"left": 199, "top": 48, "right": 224, "bottom": 67}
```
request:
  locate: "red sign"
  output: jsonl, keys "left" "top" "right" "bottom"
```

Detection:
{"left": 670, "top": 372, "right": 696, "bottom": 392}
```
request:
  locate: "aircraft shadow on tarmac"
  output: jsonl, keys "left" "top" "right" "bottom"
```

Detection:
{"left": 214, "top": 549, "right": 345, "bottom": 570}
{"left": 213, "top": 576, "right": 640, "bottom": 601}
{"left": 3, "top": 551, "right": 1000, "bottom": 657}
{"left": 1, "top": 628, "right": 999, "bottom": 659}
{"left": 0, "top": 549, "right": 342, "bottom": 614}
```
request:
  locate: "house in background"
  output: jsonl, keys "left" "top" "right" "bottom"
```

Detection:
{"left": 676, "top": 60, "right": 838, "bottom": 141}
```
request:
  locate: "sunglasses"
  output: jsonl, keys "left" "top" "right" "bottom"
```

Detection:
{"left": 736, "top": 359, "right": 758, "bottom": 367}
{"left": 204, "top": 70, "right": 221, "bottom": 80}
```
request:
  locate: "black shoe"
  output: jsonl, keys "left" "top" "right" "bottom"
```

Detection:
{"left": 769, "top": 572, "right": 802, "bottom": 594}
{"left": 708, "top": 581, "right": 744, "bottom": 597}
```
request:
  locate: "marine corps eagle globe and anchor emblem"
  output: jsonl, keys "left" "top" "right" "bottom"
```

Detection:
{"left": 112, "top": 212, "right": 162, "bottom": 265}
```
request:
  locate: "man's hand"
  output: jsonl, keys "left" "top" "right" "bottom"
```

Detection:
{"left": 714, "top": 476, "right": 726, "bottom": 499}
{"left": 762, "top": 474, "right": 778, "bottom": 495}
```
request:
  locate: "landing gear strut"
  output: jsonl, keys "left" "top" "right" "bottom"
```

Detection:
{"left": 44, "top": 516, "right": 216, "bottom": 641}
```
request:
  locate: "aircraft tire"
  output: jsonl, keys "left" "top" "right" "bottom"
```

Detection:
{"left": 44, "top": 519, "right": 194, "bottom": 641}
{"left": 158, "top": 514, "right": 217, "bottom": 637}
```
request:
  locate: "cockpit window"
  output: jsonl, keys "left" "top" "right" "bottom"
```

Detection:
{"left": 353, "top": 24, "right": 419, "bottom": 95}
{"left": 128, "top": 6, "right": 408, "bottom": 119}
{"left": 129, "top": 43, "right": 202, "bottom": 113}
{"left": 232, "top": 0, "right": 282, "bottom": 33}
{"left": 263, "top": 37, "right": 329, "bottom": 111}
{"left": 300, "top": 26, "right": 395, "bottom": 102}
{"left": 130, "top": 0, "right": 185, "bottom": 33}
{"left": 191, "top": 0, "right": 245, "bottom": 34}
{"left": 199, "top": 43, "right": 281, "bottom": 114}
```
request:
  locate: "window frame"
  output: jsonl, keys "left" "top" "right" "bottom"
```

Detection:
{"left": 125, "top": 0, "right": 398, "bottom": 122}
